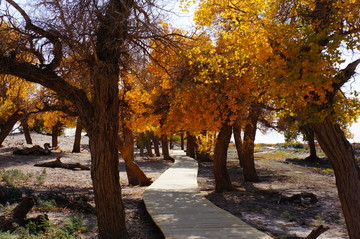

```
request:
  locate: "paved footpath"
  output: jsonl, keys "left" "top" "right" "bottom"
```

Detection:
{"left": 143, "top": 150, "right": 272, "bottom": 239}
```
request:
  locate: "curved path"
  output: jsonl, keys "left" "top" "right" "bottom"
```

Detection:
{"left": 143, "top": 150, "right": 272, "bottom": 239}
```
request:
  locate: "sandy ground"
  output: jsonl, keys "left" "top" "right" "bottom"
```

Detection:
{"left": 0, "top": 132, "right": 350, "bottom": 238}
{"left": 0, "top": 132, "right": 171, "bottom": 238}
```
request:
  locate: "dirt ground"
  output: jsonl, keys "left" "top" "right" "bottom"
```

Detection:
{"left": 197, "top": 149, "right": 349, "bottom": 239}
{"left": 0, "top": 133, "right": 350, "bottom": 238}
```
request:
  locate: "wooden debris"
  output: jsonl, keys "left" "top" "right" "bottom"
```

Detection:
{"left": 0, "top": 196, "right": 49, "bottom": 232}
{"left": 13, "top": 143, "right": 51, "bottom": 155}
{"left": 279, "top": 192, "right": 318, "bottom": 206}
{"left": 34, "top": 156, "right": 90, "bottom": 170}
{"left": 306, "top": 225, "right": 330, "bottom": 239}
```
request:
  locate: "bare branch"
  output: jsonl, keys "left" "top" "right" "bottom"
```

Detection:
{"left": 334, "top": 58, "right": 360, "bottom": 91}
{"left": 5, "top": 0, "right": 62, "bottom": 70}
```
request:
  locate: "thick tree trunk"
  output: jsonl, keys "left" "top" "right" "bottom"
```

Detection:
{"left": 242, "top": 107, "right": 259, "bottom": 182}
{"left": 87, "top": 79, "right": 127, "bottom": 238}
{"left": 233, "top": 119, "right": 244, "bottom": 168}
{"left": 150, "top": 133, "right": 160, "bottom": 157}
{"left": 186, "top": 131, "right": 196, "bottom": 158}
{"left": 21, "top": 118, "right": 32, "bottom": 145}
{"left": 213, "top": 123, "right": 234, "bottom": 192}
{"left": 51, "top": 124, "right": 60, "bottom": 148}
{"left": 0, "top": 111, "right": 23, "bottom": 146}
{"left": 312, "top": 117, "right": 360, "bottom": 239}
{"left": 72, "top": 118, "right": 82, "bottom": 153}
{"left": 118, "top": 126, "right": 151, "bottom": 186}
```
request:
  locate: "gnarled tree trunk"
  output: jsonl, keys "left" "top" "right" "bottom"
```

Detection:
{"left": 242, "top": 106, "right": 259, "bottom": 182}
{"left": 0, "top": 110, "right": 23, "bottom": 146}
{"left": 51, "top": 123, "right": 60, "bottom": 148}
{"left": 86, "top": 64, "right": 127, "bottom": 238}
{"left": 311, "top": 117, "right": 360, "bottom": 238}
{"left": 233, "top": 119, "right": 244, "bottom": 168}
{"left": 213, "top": 123, "right": 234, "bottom": 192}
{"left": 150, "top": 132, "right": 160, "bottom": 157}
{"left": 118, "top": 126, "right": 151, "bottom": 186}
{"left": 21, "top": 117, "right": 32, "bottom": 145}
{"left": 72, "top": 118, "right": 82, "bottom": 153}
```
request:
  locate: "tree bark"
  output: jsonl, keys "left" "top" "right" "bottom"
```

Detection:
{"left": 87, "top": 64, "right": 127, "bottom": 238}
{"left": 118, "top": 126, "right": 151, "bottom": 186}
{"left": 161, "top": 135, "right": 173, "bottom": 161}
{"left": 169, "top": 135, "right": 173, "bottom": 149}
{"left": 138, "top": 133, "right": 145, "bottom": 157}
{"left": 0, "top": 110, "right": 23, "bottom": 146}
{"left": 150, "top": 133, "right": 161, "bottom": 157}
{"left": 186, "top": 131, "right": 196, "bottom": 158}
{"left": 146, "top": 135, "right": 154, "bottom": 157}
{"left": 72, "top": 118, "right": 82, "bottom": 153}
{"left": 51, "top": 123, "right": 60, "bottom": 148}
{"left": 242, "top": 107, "right": 260, "bottom": 182}
{"left": 302, "top": 126, "right": 319, "bottom": 161}
{"left": 21, "top": 118, "right": 32, "bottom": 145}
{"left": 311, "top": 117, "right": 360, "bottom": 239}
{"left": 180, "top": 132, "right": 185, "bottom": 150}
{"left": 233, "top": 119, "right": 244, "bottom": 168}
{"left": 213, "top": 123, "right": 234, "bottom": 192}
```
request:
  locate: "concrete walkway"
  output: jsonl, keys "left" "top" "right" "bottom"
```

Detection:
{"left": 143, "top": 150, "right": 272, "bottom": 239}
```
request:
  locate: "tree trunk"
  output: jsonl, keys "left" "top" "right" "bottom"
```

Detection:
{"left": 138, "top": 133, "right": 145, "bottom": 157}
{"left": 161, "top": 135, "right": 172, "bottom": 161}
{"left": 146, "top": 135, "right": 153, "bottom": 157}
{"left": 302, "top": 126, "right": 319, "bottom": 161}
{"left": 213, "top": 123, "right": 234, "bottom": 192}
{"left": 233, "top": 119, "right": 244, "bottom": 168}
{"left": 311, "top": 117, "right": 360, "bottom": 239}
{"left": 169, "top": 135, "right": 173, "bottom": 149}
{"left": 150, "top": 133, "right": 160, "bottom": 157}
{"left": 180, "top": 132, "right": 185, "bottom": 150}
{"left": 86, "top": 65, "right": 127, "bottom": 238}
{"left": 242, "top": 107, "right": 260, "bottom": 182}
{"left": 72, "top": 118, "right": 82, "bottom": 153}
{"left": 0, "top": 111, "right": 23, "bottom": 146}
{"left": 21, "top": 118, "right": 32, "bottom": 145}
{"left": 118, "top": 126, "right": 151, "bottom": 186}
{"left": 186, "top": 131, "right": 196, "bottom": 158}
{"left": 51, "top": 123, "right": 60, "bottom": 148}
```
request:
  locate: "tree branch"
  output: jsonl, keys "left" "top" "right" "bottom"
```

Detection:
{"left": 0, "top": 55, "right": 92, "bottom": 120}
{"left": 5, "top": 0, "right": 63, "bottom": 70}
{"left": 333, "top": 58, "right": 360, "bottom": 91}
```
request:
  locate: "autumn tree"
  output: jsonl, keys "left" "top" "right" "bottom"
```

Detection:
{"left": 185, "top": 0, "right": 360, "bottom": 237}
{"left": 0, "top": 0, "right": 164, "bottom": 237}
{"left": 0, "top": 74, "right": 40, "bottom": 145}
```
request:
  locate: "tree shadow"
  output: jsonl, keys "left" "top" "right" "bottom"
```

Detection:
{"left": 284, "top": 157, "right": 334, "bottom": 173}
{"left": 0, "top": 151, "right": 64, "bottom": 168}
